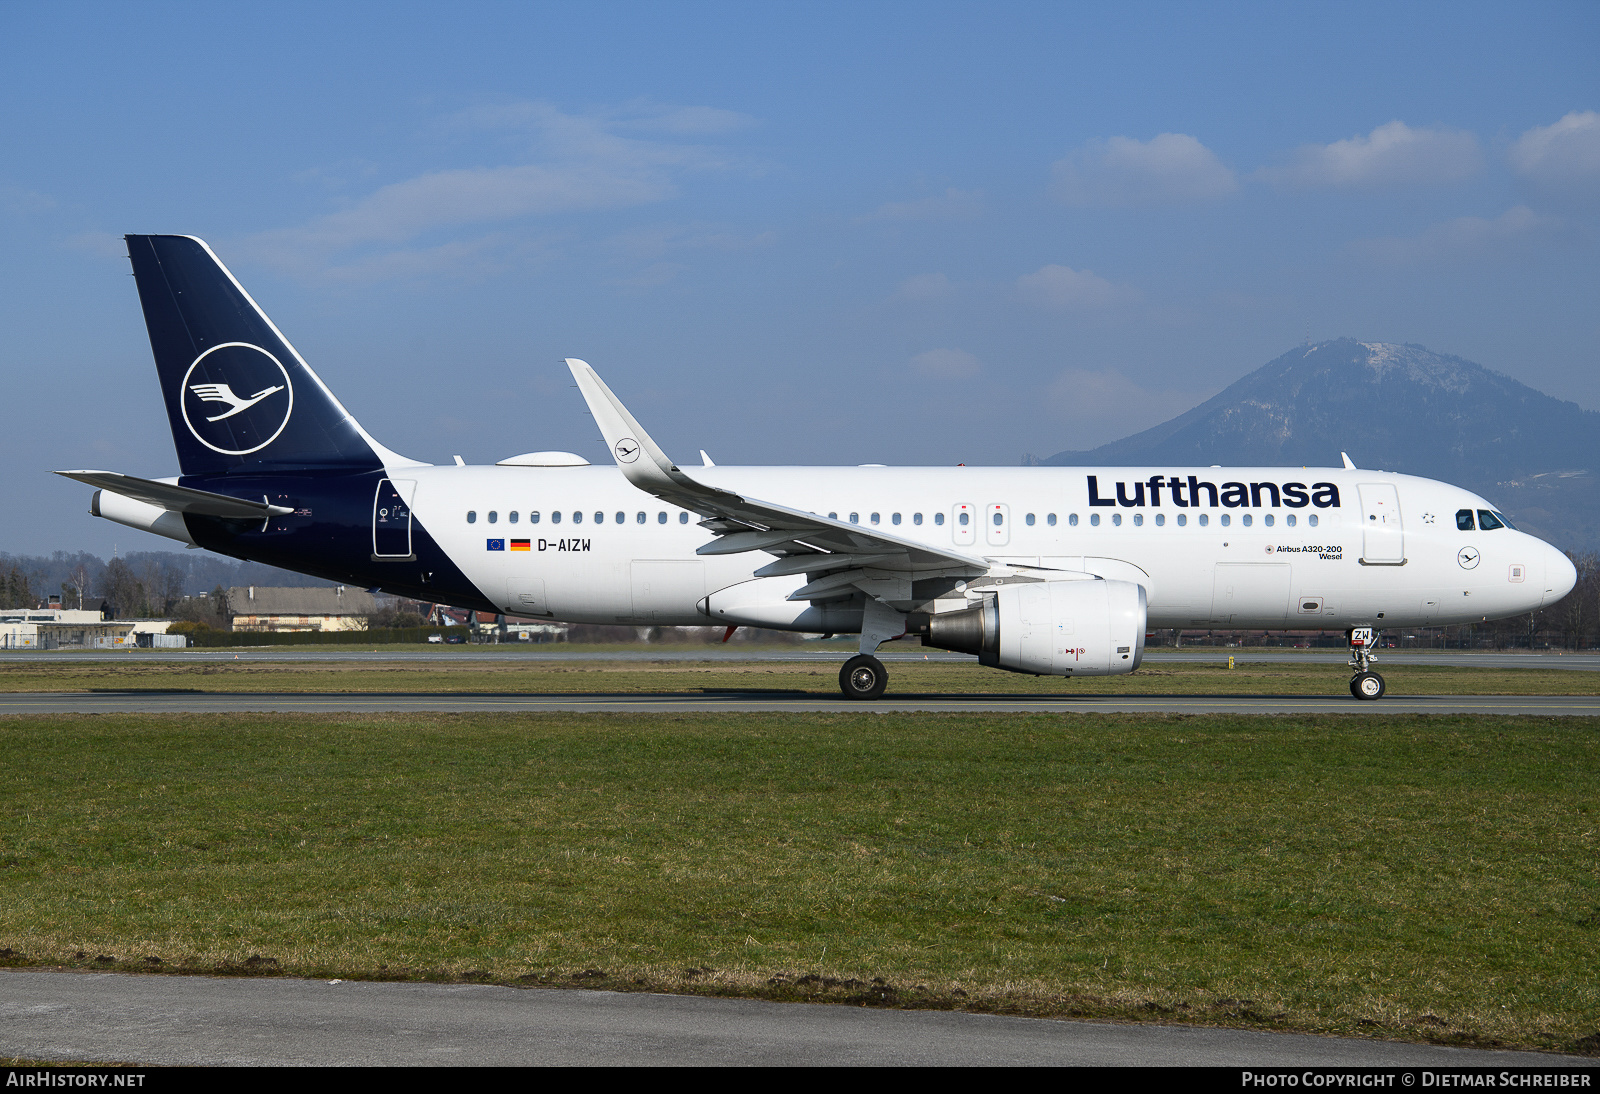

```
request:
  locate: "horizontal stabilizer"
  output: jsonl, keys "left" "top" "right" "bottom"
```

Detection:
{"left": 55, "top": 470, "right": 293, "bottom": 519}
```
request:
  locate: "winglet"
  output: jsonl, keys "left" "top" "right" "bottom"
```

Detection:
{"left": 565, "top": 358, "right": 688, "bottom": 491}
{"left": 1341, "top": 451, "right": 1357, "bottom": 470}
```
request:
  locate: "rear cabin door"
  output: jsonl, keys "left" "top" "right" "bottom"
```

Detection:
{"left": 372, "top": 479, "right": 415, "bottom": 560}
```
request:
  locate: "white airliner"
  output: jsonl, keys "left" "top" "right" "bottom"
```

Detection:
{"left": 60, "top": 236, "right": 1578, "bottom": 700}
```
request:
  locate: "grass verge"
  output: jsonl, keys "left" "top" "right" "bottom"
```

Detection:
{"left": 2, "top": 655, "right": 1598, "bottom": 696}
{"left": 0, "top": 711, "right": 1595, "bottom": 1054}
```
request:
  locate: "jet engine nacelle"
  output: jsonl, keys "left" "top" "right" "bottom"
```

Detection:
{"left": 908, "top": 578, "right": 1147, "bottom": 676}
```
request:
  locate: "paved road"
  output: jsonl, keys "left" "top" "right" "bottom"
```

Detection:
{"left": 5, "top": 690, "right": 1599, "bottom": 716}
{"left": 1, "top": 970, "right": 1589, "bottom": 1067}
{"left": 4, "top": 647, "right": 1599, "bottom": 670}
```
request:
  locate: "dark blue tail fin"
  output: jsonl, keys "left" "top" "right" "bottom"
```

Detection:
{"left": 126, "top": 235, "right": 396, "bottom": 476}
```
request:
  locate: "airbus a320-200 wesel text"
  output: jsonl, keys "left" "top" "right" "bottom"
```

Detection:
{"left": 61, "top": 236, "right": 1577, "bottom": 700}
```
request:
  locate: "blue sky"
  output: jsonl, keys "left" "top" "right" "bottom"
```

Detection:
{"left": 2, "top": 1, "right": 1597, "bottom": 555}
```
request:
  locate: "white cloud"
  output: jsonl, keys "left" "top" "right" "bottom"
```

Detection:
{"left": 246, "top": 102, "right": 749, "bottom": 281}
{"left": 1258, "top": 121, "right": 1482, "bottom": 189}
{"left": 1016, "top": 264, "right": 1139, "bottom": 310}
{"left": 894, "top": 273, "right": 954, "bottom": 300}
{"left": 910, "top": 348, "right": 982, "bottom": 379}
{"left": 1052, "top": 134, "right": 1236, "bottom": 207}
{"left": 1047, "top": 368, "right": 1208, "bottom": 445}
{"left": 0, "top": 185, "right": 56, "bottom": 215}
{"left": 1510, "top": 111, "right": 1600, "bottom": 191}
{"left": 65, "top": 231, "right": 127, "bottom": 259}
{"left": 1351, "top": 205, "right": 1562, "bottom": 264}
{"left": 859, "top": 188, "right": 983, "bottom": 222}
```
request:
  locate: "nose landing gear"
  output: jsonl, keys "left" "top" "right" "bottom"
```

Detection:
{"left": 1347, "top": 626, "right": 1386, "bottom": 700}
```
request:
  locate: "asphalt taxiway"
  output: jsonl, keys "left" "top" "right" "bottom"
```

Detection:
{"left": 4, "top": 690, "right": 1599, "bottom": 716}
{"left": 2, "top": 970, "right": 1590, "bottom": 1067}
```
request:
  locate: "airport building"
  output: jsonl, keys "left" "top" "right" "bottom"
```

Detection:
{"left": 0, "top": 608, "right": 180, "bottom": 649}
{"left": 226, "top": 585, "right": 379, "bottom": 633}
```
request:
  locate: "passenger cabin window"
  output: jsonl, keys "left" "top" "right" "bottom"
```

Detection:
{"left": 552, "top": 511, "right": 562, "bottom": 524}
{"left": 935, "top": 513, "right": 945, "bottom": 526}
{"left": 467, "top": 511, "right": 477, "bottom": 523}
{"left": 1177, "top": 514, "right": 1186, "bottom": 526}
{"left": 913, "top": 513, "right": 923, "bottom": 525}
{"left": 1198, "top": 514, "right": 1209, "bottom": 527}
{"left": 1241, "top": 514, "right": 1252, "bottom": 527}
{"left": 594, "top": 512, "right": 604, "bottom": 524}
{"left": 488, "top": 511, "right": 498, "bottom": 524}
{"left": 1090, "top": 514, "right": 1100, "bottom": 526}
{"left": 1025, "top": 513, "right": 1035, "bottom": 526}
{"left": 1264, "top": 514, "right": 1273, "bottom": 527}
{"left": 616, "top": 512, "right": 625, "bottom": 524}
{"left": 636, "top": 512, "right": 645, "bottom": 524}
{"left": 993, "top": 512, "right": 1003, "bottom": 526}
{"left": 958, "top": 512, "right": 969, "bottom": 526}
{"left": 871, "top": 513, "right": 880, "bottom": 525}
{"left": 1112, "top": 514, "right": 1122, "bottom": 527}
{"left": 1309, "top": 514, "right": 1319, "bottom": 527}
{"left": 658, "top": 512, "right": 667, "bottom": 523}
{"left": 849, "top": 513, "right": 859, "bottom": 524}
{"left": 1220, "top": 514, "right": 1230, "bottom": 527}
{"left": 509, "top": 511, "right": 519, "bottom": 524}
{"left": 679, "top": 512, "right": 689, "bottom": 524}
{"left": 1457, "top": 509, "right": 1475, "bottom": 531}
{"left": 1048, "top": 514, "right": 1057, "bottom": 526}
{"left": 828, "top": 512, "right": 837, "bottom": 520}
{"left": 1155, "top": 513, "right": 1165, "bottom": 526}
{"left": 1478, "top": 510, "right": 1505, "bottom": 531}
{"left": 892, "top": 513, "right": 902, "bottom": 525}
{"left": 573, "top": 511, "right": 582, "bottom": 524}
{"left": 1285, "top": 514, "right": 1294, "bottom": 527}
{"left": 530, "top": 511, "right": 541, "bottom": 523}
{"left": 1068, "top": 514, "right": 1078, "bottom": 526}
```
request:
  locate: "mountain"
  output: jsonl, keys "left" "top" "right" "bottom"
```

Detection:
{"left": 1040, "top": 339, "right": 1600, "bottom": 552}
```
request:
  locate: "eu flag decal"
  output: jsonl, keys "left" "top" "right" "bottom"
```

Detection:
{"left": 486, "top": 539, "right": 505, "bottom": 551}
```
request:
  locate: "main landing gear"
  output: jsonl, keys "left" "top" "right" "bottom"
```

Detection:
{"left": 1347, "top": 626, "right": 1386, "bottom": 700}
{"left": 840, "top": 654, "right": 887, "bottom": 700}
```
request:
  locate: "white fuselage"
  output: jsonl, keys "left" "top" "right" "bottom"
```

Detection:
{"left": 405, "top": 464, "right": 1573, "bottom": 632}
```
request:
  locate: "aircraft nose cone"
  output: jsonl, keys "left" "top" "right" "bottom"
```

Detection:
{"left": 1544, "top": 543, "right": 1577, "bottom": 606}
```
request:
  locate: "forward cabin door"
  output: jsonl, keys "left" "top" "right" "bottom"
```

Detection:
{"left": 1357, "top": 483, "right": 1405, "bottom": 564}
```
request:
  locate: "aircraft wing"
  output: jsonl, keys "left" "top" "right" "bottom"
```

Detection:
{"left": 55, "top": 470, "right": 294, "bottom": 519}
{"left": 565, "top": 359, "right": 989, "bottom": 604}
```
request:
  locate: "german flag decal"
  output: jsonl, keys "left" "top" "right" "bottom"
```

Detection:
{"left": 510, "top": 539, "right": 531, "bottom": 551}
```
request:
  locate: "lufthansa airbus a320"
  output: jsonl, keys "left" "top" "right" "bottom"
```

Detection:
{"left": 60, "top": 236, "right": 1578, "bottom": 700}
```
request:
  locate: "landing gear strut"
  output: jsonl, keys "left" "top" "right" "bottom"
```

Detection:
{"left": 1347, "top": 626, "right": 1386, "bottom": 700}
{"left": 839, "top": 654, "right": 887, "bottom": 700}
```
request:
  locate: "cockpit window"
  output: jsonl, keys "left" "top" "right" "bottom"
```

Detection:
{"left": 1477, "top": 510, "right": 1504, "bottom": 531}
{"left": 1456, "top": 509, "right": 1475, "bottom": 531}
{"left": 1494, "top": 511, "right": 1516, "bottom": 530}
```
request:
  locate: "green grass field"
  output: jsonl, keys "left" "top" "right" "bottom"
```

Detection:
{"left": 1, "top": 708, "right": 1596, "bottom": 1054}
{"left": 2, "top": 652, "right": 1598, "bottom": 696}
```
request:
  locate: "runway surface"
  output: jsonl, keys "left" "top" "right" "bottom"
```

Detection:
{"left": 2, "top": 970, "right": 1589, "bottom": 1067}
{"left": 5, "top": 690, "right": 1599, "bottom": 715}
{"left": 4, "top": 647, "right": 1599, "bottom": 669}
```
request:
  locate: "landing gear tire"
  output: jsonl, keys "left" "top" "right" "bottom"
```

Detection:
{"left": 840, "top": 655, "right": 887, "bottom": 701}
{"left": 1351, "top": 672, "right": 1386, "bottom": 701}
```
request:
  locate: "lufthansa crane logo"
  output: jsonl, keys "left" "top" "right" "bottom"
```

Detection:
{"left": 613, "top": 437, "right": 641, "bottom": 464}
{"left": 180, "top": 343, "right": 294, "bottom": 455}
